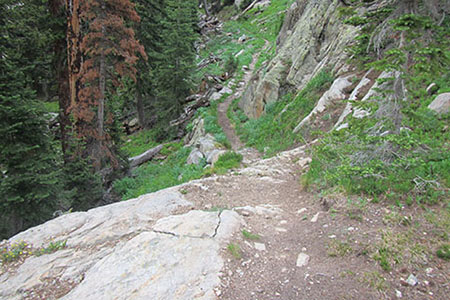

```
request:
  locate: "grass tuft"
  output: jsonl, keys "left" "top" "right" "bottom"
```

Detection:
{"left": 227, "top": 243, "right": 242, "bottom": 259}
{"left": 242, "top": 229, "right": 260, "bottom": 240}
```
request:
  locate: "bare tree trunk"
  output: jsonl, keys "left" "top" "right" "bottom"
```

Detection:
{"left": 50, "top": 0, "right": 72, "bottom": 161}
{"left": 202, "top": 0, "right": 210, "bottom": 16}
{"left": 98, "top": 53, "right": 106, "bottom": 138}
{"left": 136, "top": 83, "right": 146, "bottom": 128}
{"left": 67, "top": 0, "right": 81, "bottom": 110}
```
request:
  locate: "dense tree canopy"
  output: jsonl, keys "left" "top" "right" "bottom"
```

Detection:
{"left": 0, "top": 0, "right": 62, "bottom": 237}
{"left": 0, "top": 0, "right": 201, "bottom": 239}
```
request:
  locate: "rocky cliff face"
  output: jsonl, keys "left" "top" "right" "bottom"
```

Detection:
{"left": 240, "top": 0, "right": 358, "bottom": 118}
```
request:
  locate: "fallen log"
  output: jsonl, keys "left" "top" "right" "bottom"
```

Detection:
{"left": 129, "top": 144, "right": 164, "bottom": 168}
{"left": 234, "top": 0, "right": 260, "bottom": 20}
{"left": 170, "top": 95, "right": 210, "bottom": 127}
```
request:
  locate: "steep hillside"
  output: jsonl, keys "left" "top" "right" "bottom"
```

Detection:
{"left": 1, "top": 1, "right": 449, "bottom": 299}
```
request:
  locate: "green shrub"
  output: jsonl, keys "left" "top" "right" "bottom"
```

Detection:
{"left": 436, "top": 244, "right": 450, "bottom": 261}
{"left": 204, "top": 151, "right": 243, "bottom": 176}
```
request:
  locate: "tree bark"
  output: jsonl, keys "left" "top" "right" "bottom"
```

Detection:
{"left": 136, "top": 83, "right": 146, "bottom": 128}
{"left": 50, "top": 0, "right": 72, "bottom": 161}
{"left": 98, "top": 53, "right": 106, "bottom": 138}
{"left": 67, "top": 0, "right": 81, "bottom": 110}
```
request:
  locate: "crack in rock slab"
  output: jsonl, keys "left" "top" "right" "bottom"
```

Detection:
{"left": 152, "top": 210, "right": 220, "bottom": 238}
{"left": 10, "top": 190, "right": 192, "bottom": 248}
{"left": 60, "top": 210, "right": 243, "bottom": 300}
{"left": 61, "top": 232, "right": 221, "bottom": 300}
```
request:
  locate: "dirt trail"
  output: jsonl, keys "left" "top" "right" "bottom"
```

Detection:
{"left": 181, "top": 144, "right": 449, "bottom": 300}
{"left": 202, "top": 41, "right": 449, "bottom": 300}
{"left": 217, "top": 41, "right": 269, "bottom": 157}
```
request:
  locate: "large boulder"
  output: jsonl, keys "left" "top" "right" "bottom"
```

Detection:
{"left": 293, "top": 74, "right": 354, "bottom": 133}
{"left": 187, "top": 149, "right": 204, "bottom": 165}
{"left": 206, "top": 149, "right": 227, "bottom": 165}
{"left": 428, "top": 93, "right": 450, "bottom": 116}
{"left": 184, "top": 117, "right": 205, "bottom": 147}
{"left": 197, "top": 134, "right": 218, "bottom": 155}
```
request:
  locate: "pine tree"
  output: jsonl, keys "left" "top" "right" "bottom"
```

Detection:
{"left": 76, "top": 0, "right": 146, "bottom": 171}
{"left": 133, "top": 0, "right": 165, "bottom": 128}
{"left": 155, "top": 0, "right": 198, "bottom": 131}
{"left": 0, "top": 0, "right": 61, "bottom": 238}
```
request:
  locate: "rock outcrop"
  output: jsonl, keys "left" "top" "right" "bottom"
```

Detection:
{"left": 1, "top": 189, "right": 244, "bottom": 300}
{"left": 185, "top": 117, "right": 227, "bottom": 166}
{"left": 240, "top": 0, "right": 358, "bottom": 118}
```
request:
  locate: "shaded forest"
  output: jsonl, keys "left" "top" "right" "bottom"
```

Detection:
{"left": 0, "top": 0, "right": 234, "bottom": 238}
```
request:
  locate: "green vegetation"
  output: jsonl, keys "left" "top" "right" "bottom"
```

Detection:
{"left": 304, "top": 5, "right": 450, "bottom": 206}
{"left": 122, "top": 130, "right": 160, "bottom": 157}
{"left": 227, "top": 243, "right": 242, "bottom": 259}
{"left": 371, "top": 229, "right": 428, "bottom": 271}
{"left": 0, "top": 0, "right": 64, "bottom": 238}
{"left": 206, "top": 151, "right": 243, "bottom": 175}
{"left": 34, "top": 240, "right": 67, "bottom": 257}
{"left": 362, "top": 271, "right": 388, "bottom": 291}
{"left": 229, "top": 70, "right": 334, "bottom": 156}
{"left": 114, "top": 145, "right": 205, "bottom": 200}
{"left": 436, "top": 244, "right": 450, "bottom": 261}
{"left": 242, "top": 229, "right": 260, "bottom": 240}
{"left": 327, "top": 239, "right": 353, "bottom": 257}
{"left": 0, "top": 241, "right": 32, "bottom": 264}
{"left": 42, "top": 101, "right": 59, "bottom": 113}
{"left": 1, "top": 240, "right": 67, "bottom": 264}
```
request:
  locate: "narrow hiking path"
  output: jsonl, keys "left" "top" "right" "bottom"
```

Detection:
{"left": 201, "top": 40, "right": 449, "bottom": 300}
{"left": 181, "top": 143, "right": 449, "bottom": 300}
{"left": 217, "top": 40, "right": 269, "bottom": 163}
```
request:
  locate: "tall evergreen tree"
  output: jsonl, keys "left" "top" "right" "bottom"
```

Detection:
{"left": 76, "top": 0, "right": 146, "bottom": 171}
{"left": 0, "top": 0, "right": 61, "bottom": 238}
{"left": 133, "top": 0, "right": 165, "bottom": 128}
{"left": 155, "top": 0, "right": 198, "bottom": 130}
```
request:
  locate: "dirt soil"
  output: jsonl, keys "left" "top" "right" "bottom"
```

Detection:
{"left": 181, "top": 144, "right": 449, "bottom": 300}
{"left": 187, "top": 40, "right": 449, "bottom": 300}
